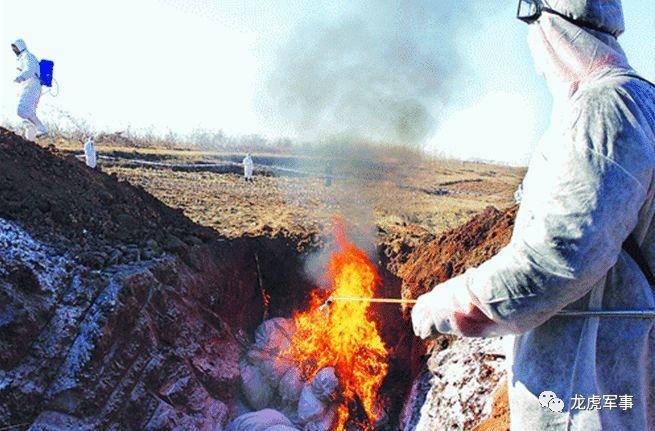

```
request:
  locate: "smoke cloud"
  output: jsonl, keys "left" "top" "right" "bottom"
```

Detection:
{"left": 263, "top": 1, "right": 498, "bottom": 148}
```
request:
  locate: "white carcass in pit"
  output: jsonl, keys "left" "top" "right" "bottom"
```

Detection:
{"left": 229, "top": 318, "right": 340, "bottom": 431}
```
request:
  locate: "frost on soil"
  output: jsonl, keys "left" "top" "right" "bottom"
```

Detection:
{"left": 415, "top": 337, "right": 506, "bottom": 430}
{"left": 0, "top": 218, "right": 70, "bottom": 295}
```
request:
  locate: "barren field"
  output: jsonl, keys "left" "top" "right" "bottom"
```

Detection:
{"left": 53, "top": 142, "right": 525, "bottom": 241}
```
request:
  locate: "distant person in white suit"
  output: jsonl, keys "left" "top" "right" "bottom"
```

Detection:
{"left": 84, "top": 136, "right": 97, "bottom": 168}
{"left": 11, "top": 39, "right": 47, "bottom": 140}
{"left": 243, "top": 152, "right": 254, "bottom": 182}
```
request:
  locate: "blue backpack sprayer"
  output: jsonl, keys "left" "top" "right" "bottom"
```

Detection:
{"left": 39, "top": 58, "right": 59, "bottom": 96}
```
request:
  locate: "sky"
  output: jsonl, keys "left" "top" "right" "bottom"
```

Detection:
{"left": 1, "top": 0, "right": 655, "bottom": 166}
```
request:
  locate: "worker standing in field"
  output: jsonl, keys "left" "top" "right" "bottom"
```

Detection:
{"left": 243, "top": 152, "right": 254, "bottom": 182}
{"left": 11, "top": 39, "right": 47, "bottom": 140}
{"left": 412, "top": 1, "right": 655, "bottom": 430}
{"left": 84, "top": 136, "right": 97, "bottom": 168}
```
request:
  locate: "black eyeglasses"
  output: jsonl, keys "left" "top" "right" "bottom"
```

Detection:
{"left": 517, "top": 0, "right": 542, "bottom": 24}
{"left": 517, "top": 0, "right": 607, "bottom": 34}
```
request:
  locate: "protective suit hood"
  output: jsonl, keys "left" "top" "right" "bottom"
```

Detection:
{"left": 528, "top": 10, "right": 631, "bottom": 102}
{"left": 542, "top": 0, "right": 624, "bottom": 37}
{"left": 12, "top": 39, "right": 27, "bottom": 54}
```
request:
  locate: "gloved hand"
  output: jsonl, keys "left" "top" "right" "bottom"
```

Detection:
{"left": 411, "top": 275, "right": 495, "bottom": 339}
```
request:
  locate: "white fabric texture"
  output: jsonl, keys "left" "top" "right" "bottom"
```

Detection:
{"left": 84, "top": 138, "right": 97, "bottom": 168}
{"left": 226, "top": 409, "right": 295, "bottom": 431}
{"left": 513, "top": 183, "right": 524, "bottom": 205}
{"left": 13, "top": 39, "right": 46, "bottom": 136}
{"left": 412, "top": 4, "right": 655, "bottom": 430}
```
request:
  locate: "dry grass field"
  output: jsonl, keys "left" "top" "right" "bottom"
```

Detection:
{"left": 50, "top": 140, "right": 525, "bottom": 240}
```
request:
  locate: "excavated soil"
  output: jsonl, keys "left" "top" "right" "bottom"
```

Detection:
{"left": 399, "top": 205, "right": 517, "bottom": 301}
{"left": 0, "top": 129, "right": 321, "bottom": 429}
{"left": 0, "top": 129, "right": 412, "bottom": 430}
{"left": 0, "top": 129, "right": 212, "bottom": 250}
{"left": 473, "top": 382, "right": 510, "bottom": 431}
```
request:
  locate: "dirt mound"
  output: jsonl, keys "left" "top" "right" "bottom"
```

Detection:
{"left": 0, "top": 127, "right": 213, "bottom": 254}
{"left": 399, "top": 205, "right": 517, "bottom": 300}
{"left": 1, "top": 127, "right": 515, "bottom": 429}
{"left": 0, "top": 218, "right": 317, "bottom": 430}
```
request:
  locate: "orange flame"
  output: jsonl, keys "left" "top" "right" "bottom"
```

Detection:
{"left": 282, "top": 217, "right": 388, "bottom": 430}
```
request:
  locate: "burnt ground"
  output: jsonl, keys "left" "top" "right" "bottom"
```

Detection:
{"left": 0, "top": 127, "right": 516, "bottom": 429}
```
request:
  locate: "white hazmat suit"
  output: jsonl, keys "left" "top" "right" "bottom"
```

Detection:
{"left": 84, "top": 137, "right": 97, "bottom": 168}
{"left": 412, "top": 1, "right": 655, "bottom": 430}
{"left": 243, "top": 153, "right": 254, "bottom": 182}
{"left": 12, "top": 39, "right": 47, "bottom": 139}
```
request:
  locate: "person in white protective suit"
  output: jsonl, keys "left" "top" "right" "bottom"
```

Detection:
{"left": 412, "top": 1, "right": 655, "bottom": 430}
{"left": 11, "top": 39, "right": 47, "bottom": 139}
{"left": 84, "top": 136, "right": 97, "bottom": 168}
{"left": 243, "top": 152, "right": 254, "bottom": 182}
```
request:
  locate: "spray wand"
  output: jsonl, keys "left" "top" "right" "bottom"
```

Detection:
{"left": 318, "top": 295, "right": 655, "bottom": 318}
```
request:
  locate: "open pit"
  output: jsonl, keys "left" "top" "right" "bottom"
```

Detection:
{"left": 0, "top": 220, "right": 416, "bottom": 430}
{"left": 0, "top": 128, "right": 418, "bottom": 430}
{"left": 1, "top": 128, "right": 514, "bottom": 430}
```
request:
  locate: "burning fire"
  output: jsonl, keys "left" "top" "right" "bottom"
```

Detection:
{"left": 281, "top": 217, "right": 389, "bottom": 430}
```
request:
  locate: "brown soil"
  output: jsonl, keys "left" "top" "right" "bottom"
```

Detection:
{"left": 473, "top": 381, "right": 510, "bottom": 431}
{"left": 399, "top": 205, "right": 518, "bottom": 300}
{"left": 0, "top": 128, "right": 322, "bottom": 429}
{"left": 1, "top": 127, "right": 519, "bottom": 429}
{"left": 0, "top": 129, "right": 414, "bottom": 429}
{"left": 0, "top": 127, "right": 213, "bottom": 251}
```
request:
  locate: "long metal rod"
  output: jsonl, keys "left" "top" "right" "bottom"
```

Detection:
{"left": 331, "top": 296, "right": 415, "bottom": 304}
{"left": 555, "top": 310, "right": 655, "bottom": 318}
{"left": 328, "top": 297, "right": 655, "bottom": 318}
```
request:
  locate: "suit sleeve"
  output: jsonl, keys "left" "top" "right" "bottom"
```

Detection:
{"left": 15, "top": 54, "right": 40, "bottom": 83}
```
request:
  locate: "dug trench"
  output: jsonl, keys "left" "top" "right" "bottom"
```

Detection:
{"left": 0, "top": 127, "right": 513, "bottom": 430}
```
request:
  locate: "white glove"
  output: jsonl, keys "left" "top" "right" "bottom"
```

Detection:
{"left": 411, "top": 275, "right": 495, "bottom": 339}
